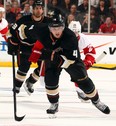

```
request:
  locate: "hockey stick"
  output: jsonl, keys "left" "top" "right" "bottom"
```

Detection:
{"left": 95, "top": 51, "right": 107, "bottom": 63}
{"left": 92, "top": 65, "right": 116, "bottom": 70}
{"left": 92, "top": 51, "right": 116, "bottom": 70}
{"left": 12, "top": 53, "right": 25, "bottom": 121}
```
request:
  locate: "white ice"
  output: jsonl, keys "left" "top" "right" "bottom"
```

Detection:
{"left": 0, "top": 67, "right": 116, "bottom": 126}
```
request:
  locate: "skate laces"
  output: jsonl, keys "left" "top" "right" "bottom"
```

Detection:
{"left": 95, "top": 101, "right": 107, "bottom": 110}
{"left": 49, "top": 103, "right": 58, "bottom": 110}
{"left": 15, "top": 87, "right": 20, "bottom": 91}
{"left": 13, "top": 86, "right": 20, "bottom": 93}
{"left": 26, "top": 79, "right": 33, "bottom": 89}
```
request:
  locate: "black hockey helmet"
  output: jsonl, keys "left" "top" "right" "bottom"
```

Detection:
{"left": 32, "top": 0, "right": 44, "bottom": 8}
{"left": 48, "top": 8, "right": 65, "bottom": 27}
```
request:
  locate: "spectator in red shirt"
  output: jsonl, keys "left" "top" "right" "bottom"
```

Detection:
{"left": 98, "top": 16, "right": 116, "bottom": 33}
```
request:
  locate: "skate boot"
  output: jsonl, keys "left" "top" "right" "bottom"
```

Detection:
{"left": 46, "top": 102, "right": 59, "bottom": 118}
{"left": 76, "top": 89, "right": 89, "bottom": 102}
{"left": 13, "top": 86, "right": 20, "bottom": 94}
{"left": 92, "top": 100, "right": 110, "bottom": 114}
{"left": 23, "top": 79, "right": 34, "bottom": 95}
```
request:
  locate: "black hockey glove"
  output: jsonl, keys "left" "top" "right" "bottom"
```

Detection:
{"left": 7, "top": 42, "right": 18, "bottom": 55}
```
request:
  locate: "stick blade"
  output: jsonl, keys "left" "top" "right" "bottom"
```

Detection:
{"left": 92, "top": 66, "right": 116, "bottom": 70}
{"left": 15, "top": 114, "right": 25, "bottom": 121}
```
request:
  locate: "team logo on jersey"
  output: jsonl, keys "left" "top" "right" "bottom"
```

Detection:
{"left": 29, "top": 25, "right": 34, "bottom": 30}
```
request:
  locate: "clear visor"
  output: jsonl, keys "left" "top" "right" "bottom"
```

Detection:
{"left": 49, "top": 26, "right": 65, "bottom": 32}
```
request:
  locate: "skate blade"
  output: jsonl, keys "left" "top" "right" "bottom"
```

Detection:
{"left": 23, "top": 84, "right": 31, "bottom": 96}
{"left": 80, "top": 99, "right": 90, "bottom": 103}
{"left": 48, "top": 114, "right": 57, "bottom": 119}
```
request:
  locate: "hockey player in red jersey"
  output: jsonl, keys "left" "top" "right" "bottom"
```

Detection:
{"left": 68, "top": 21, "right": 96, "bottom": 101}
{"left": 0, "top": 7, "right": 8, "bottom": 41}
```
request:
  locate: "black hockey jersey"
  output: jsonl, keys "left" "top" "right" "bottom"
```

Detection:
{"left": 19, "top": 23, "right": 80, "bottom": 60}
{"left": 8, "top": 15, "right": 50, "bottom": 54}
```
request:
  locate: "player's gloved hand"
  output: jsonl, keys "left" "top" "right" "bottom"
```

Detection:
{"left": 83, "top": 55, "right": 95, "bottom": 70}
{"left": 83, "top": 59, "right": 93, "bottom": 70}
{"left": 29, "top": 40, "right": 44, "bottom": 63}
{"left": 7, "top": 41, "right": 18, "bottom": 55}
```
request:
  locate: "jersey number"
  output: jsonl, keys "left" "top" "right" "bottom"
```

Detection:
{"left": 12, "top": 23, "right": 18, "bottom": 30}
{"left": 73, "top": 50, "right": 78, "bottom": 58}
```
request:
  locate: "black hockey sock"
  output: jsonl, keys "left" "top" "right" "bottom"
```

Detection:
{"left": 91, "top": 92, "right": 100, "bottom": 103}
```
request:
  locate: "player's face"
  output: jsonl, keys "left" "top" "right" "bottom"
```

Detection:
{"left": 33, "top": 5, "right": 44, "bottom": 18}
{"left": 49, "top": 26, "right": 64, "bottom": 38}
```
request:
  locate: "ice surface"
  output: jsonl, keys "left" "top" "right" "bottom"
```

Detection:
{"left": 0, "top": 67, "right": 116, "bottom": 126}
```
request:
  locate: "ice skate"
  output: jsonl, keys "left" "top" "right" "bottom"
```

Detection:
{"left": 46, "top": 102, "right": 59, "bottom": 118}
{"left": 23, "top": 79, "right": 34, "bottom": 95}
{"left": 92, "top": 100, "right": 110, "bottom": 114}
{"left": 76, "top": 88, "right": 90, "bottom": 102}
{"left": 13, "top": 86, "right": 20, "bottom": 94}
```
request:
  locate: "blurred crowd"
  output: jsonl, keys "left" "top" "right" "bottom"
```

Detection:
{"left": 0, "top": 0, "right": 116, "bottom": 33}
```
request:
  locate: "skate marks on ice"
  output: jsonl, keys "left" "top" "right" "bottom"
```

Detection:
{"left": 0, "top": 89, "right": 116, "bottom": 120}
{"left": 0, "top": 68, "right": 116, "bottom": 125}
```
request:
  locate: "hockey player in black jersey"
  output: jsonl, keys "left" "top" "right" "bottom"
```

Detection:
{"left": 9, "top": 8, "right": 110, "bottom": 115}
{"left": 7, "top": 0, "right": 50, "bottom": 95}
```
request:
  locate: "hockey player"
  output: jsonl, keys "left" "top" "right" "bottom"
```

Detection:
{"left": 68, "top": 21, "right": 96, "bottom": 101}
{"left": 7, "top": 0, "right": 50, "bottom": 95}
{"left": 0, "top": 7, "right": 8, "bottom": 41}
{"left": 9, "top": 8, "right": 110, "bottom": 115}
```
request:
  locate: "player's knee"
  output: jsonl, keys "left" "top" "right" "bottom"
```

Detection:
{"left": 77, "top": 77, "right": 96, "bottom": 98}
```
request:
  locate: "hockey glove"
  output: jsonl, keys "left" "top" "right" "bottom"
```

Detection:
{"left": 83, "top": 55, "right": 95, "bottom": 70}
{"left": 29, "top": 40, "right": 44, "bottom": 63}
{"left": 7, "top": 41, "right": 18, "bottom": 55}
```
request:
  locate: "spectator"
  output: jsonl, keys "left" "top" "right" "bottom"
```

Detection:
{"left": 28, "top": 0, "right": 35, "bottom": 13}
{"left": 5, "top": 2, "right": 16, "bottom": 28}
{"left": 20, "top": 0, "right": 29, "bottom": 9}
{"left": 112, "top": 8, "right": 116, "bottom": 23}
{"left": 98, "top": 16, "right": 116, "bottom": 33}
{"left": 77, "top": 0, "right": 88, "bottom": 13}
{"left": 0, "top": 1, "right": 4, "bottom": 7}
{"left": 96, "top": 0, "right": 109, "bottom": 17}
{"left": 82, "top": 7, "right": 100, "bottom": 33}
{"left": 67, "top": 13, "right": 75, "bottom": 26}
{"left": 11, "top": 0, "right": 22, "bottom": 15}
{"left": 60, "top": 0, "right": 71, "bottom": 16}
{"left": 112, "top": 0, "right": 116, "bottom": 9}
{"left": 104, "top": 0, "right": 112, "bottom": 9}
{"left": 47, "top": 0, "right": 60, "bottom": 13}
{"left": 7, "top": 0, "right": 20, "bottom": 5}
{"left": 78, "top": 0, "right": 99, "bottom": 8}
{"left": 69, "top": 4, "right": 79, "bottom": 21}
{"left": 16, "top": 12, "right": 22, "bottom": 21}
{"left": 90, "top": 0, "right": 99, "bottom": 7}
{"left": 49, "top": 0, "right": 59, "bottom": 7}
{"left": 90, "top": 6, "right": 101, "bottom": 32}
{"left": 20, "top": 3, "right": 32, "bottom": 16}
